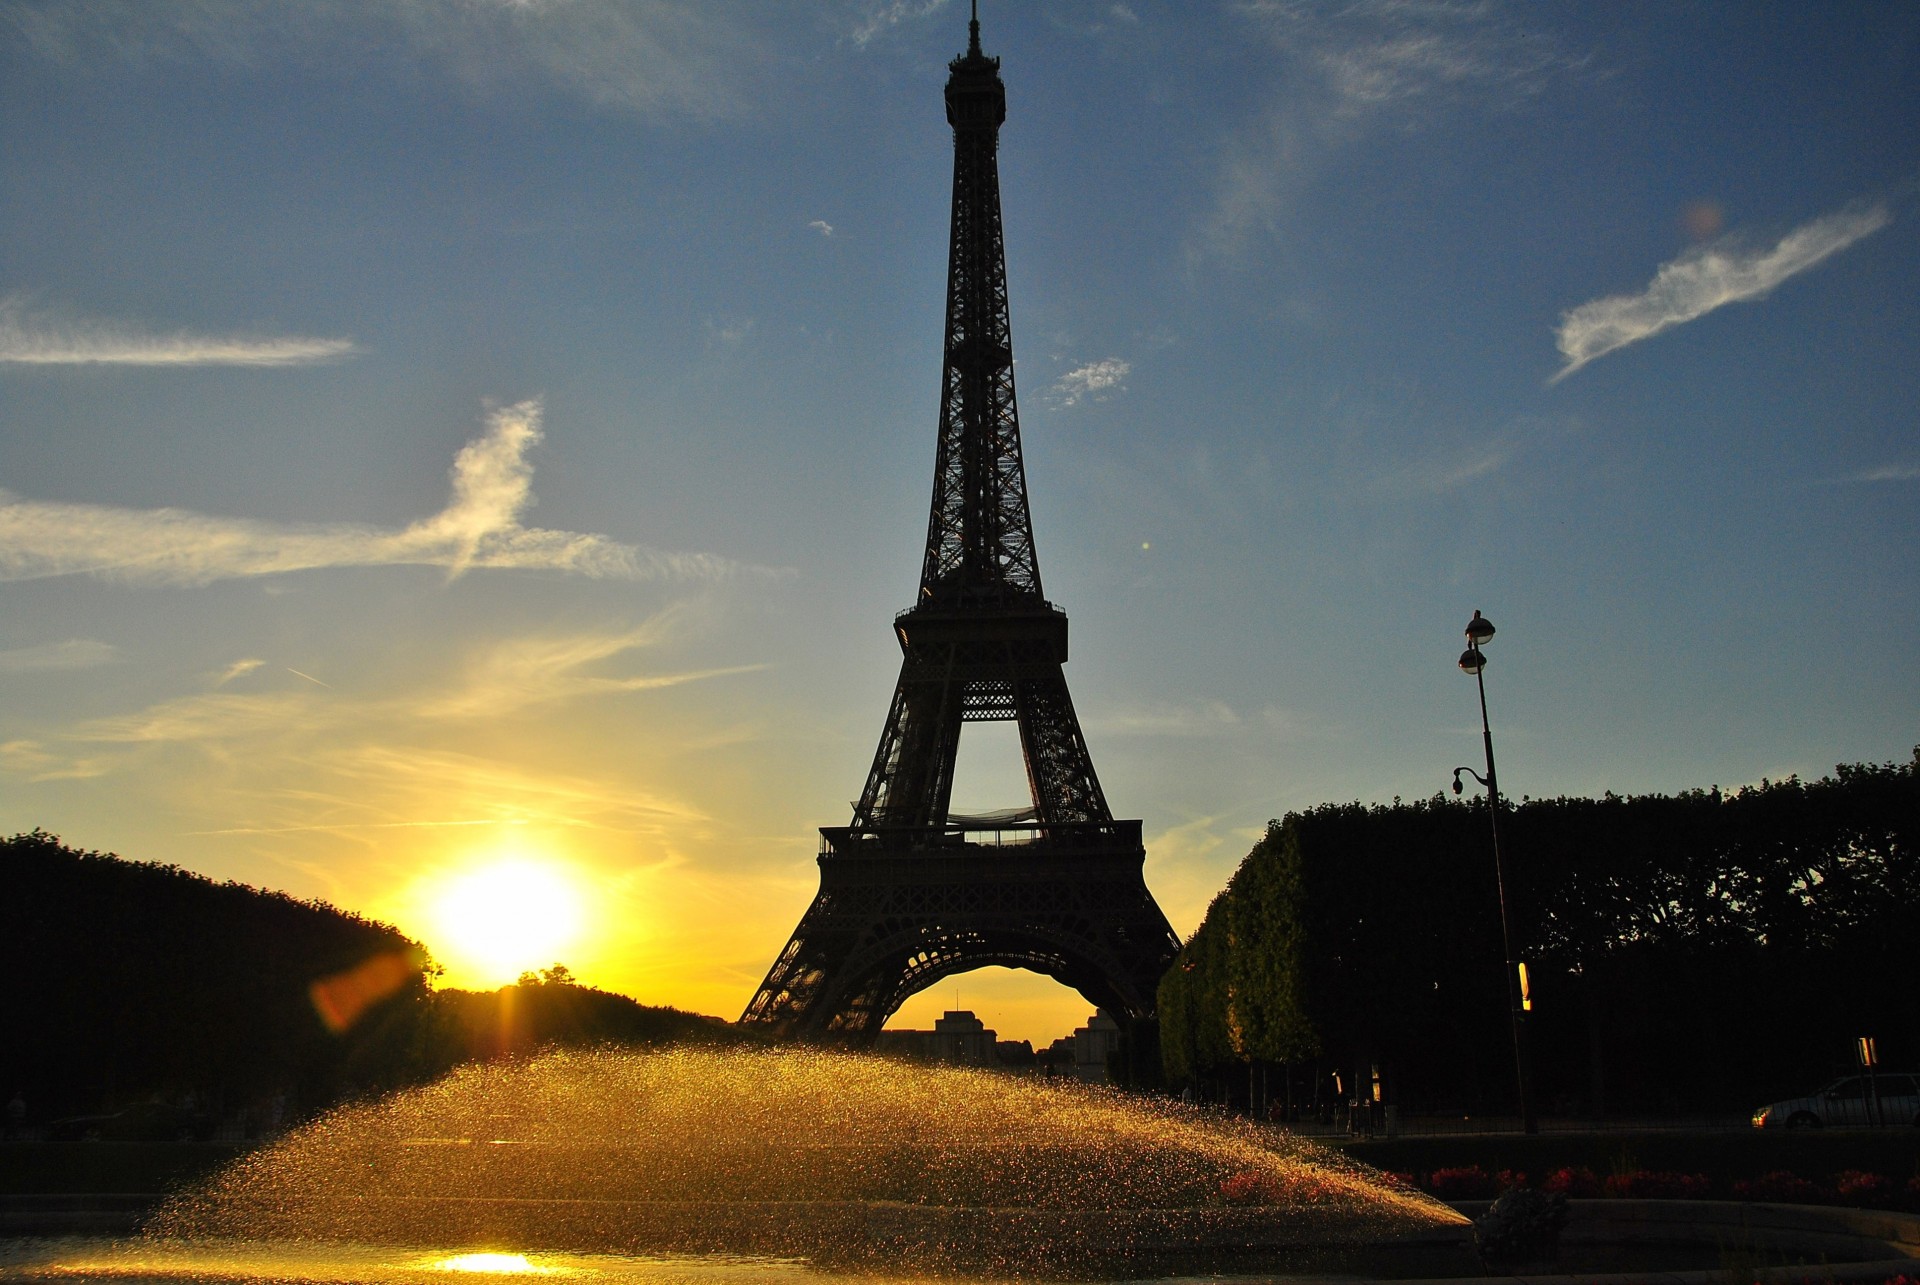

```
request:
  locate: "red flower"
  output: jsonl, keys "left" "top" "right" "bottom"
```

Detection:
{"left": 1428, "top": 1166, "right": 1497, "bottom": 1199}
{"left": 1542, "top": 1166, "right": 1602, "bottom": 1198}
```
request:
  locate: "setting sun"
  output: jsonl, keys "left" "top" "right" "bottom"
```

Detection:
{"left": 422, "top": 856, "right": 589, "bottom": 988}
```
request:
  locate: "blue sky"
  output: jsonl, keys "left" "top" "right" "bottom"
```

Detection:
{"left": 1, "top": 0, "right": 1915, "bottom": 1043}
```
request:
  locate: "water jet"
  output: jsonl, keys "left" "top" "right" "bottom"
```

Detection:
{"left": 1, "top": 1047, "right": 1473, "bottom": 1281}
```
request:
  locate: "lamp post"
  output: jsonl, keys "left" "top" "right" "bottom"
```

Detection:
{"left": 1454, "top": 609, "right": 1537, "bottom": 1135}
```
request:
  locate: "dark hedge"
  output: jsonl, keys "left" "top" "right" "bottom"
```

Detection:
{"left": 1160, "top": 750, "right": 1920, "bottom": 1116}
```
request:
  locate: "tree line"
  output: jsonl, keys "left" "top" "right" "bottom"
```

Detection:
{"left": 1158, "top": 750, "right": 1920, "bottom": 1117}
{"left": 1, "top": 832, "right": 740, "bottom": 1130}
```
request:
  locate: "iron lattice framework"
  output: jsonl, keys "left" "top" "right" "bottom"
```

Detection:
{"left": 740, "top": 15, "right": 1179, "bottom": 1044}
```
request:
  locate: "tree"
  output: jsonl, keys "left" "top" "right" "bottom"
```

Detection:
{"left": 1161, "top": 749, "right": 1920, "bottom": 1114}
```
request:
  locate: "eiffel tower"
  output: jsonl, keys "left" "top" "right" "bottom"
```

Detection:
{"left": 740, "top": 10, "right": 1179, "bottom": 1045}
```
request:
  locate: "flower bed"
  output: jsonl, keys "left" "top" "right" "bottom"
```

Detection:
{"left": 1392, "top": 1164, "right": 1920, "bottom": 1212}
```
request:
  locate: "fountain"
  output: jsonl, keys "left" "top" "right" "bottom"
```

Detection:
{"left": 0, "top": 1046, "right": 1472, "bottom": 1282}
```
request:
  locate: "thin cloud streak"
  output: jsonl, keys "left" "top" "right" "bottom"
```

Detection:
{"left": 330, "top": 744, "right": 706, "bottom": 828}
{"left": 177, "top": 747, "right": 704, "bottom": 845}
{"left": 0, "top": 639, "right": 121, "bottom": 672}
{"left": 75, "top": 691, "right": 318, "bottom": 746}
{"left": 0, "top": 296, "right": 358, "bottom": 366}
{"left": 846, "top": 0, "right": 948, "bottom": 50}
{"left": 186, "top": 818, "right": 530, "bottom": 837}
{"left": 64, "top": 616, "right": 753, "bottom": 746}
{"left": 421, "top": 619, "right": 768, "bottom": 719}
{"left": 1198, "top": 0, "right": 1582, "bottom": 260}
{"left": 1821, "top": 463, "right": 1920, "bottom": 485}
{"left": 1237, "top": 0, "right": 1577, "bottom": 114}
{"left": 213, "top": 659, "right": 265, "bottom": 686}
{"left": 1552, "top": 202, "right": 1892, "bottom": 381}
{"left": 9, "top": 0, "right": 765, "bottom": 123}
{"left": 1091, "top": 699, "right": 1240, "bottom": 738}
{"left": 0, "top": 738, "right": 112, "bottom": 781}
{"left": 0, "top": 400, "right": 748, "bottom": 586}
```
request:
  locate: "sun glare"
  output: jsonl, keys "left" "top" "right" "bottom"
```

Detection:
{"left": 424, "top": 856, "right": 588, "bottom": 988}
{"left": 430, "top": 1252, "right": 559, "bottom": 1275}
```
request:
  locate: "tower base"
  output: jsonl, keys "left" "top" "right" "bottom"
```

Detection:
{"left": 741, "top": 821, "right": 1179, "bottom": 1043}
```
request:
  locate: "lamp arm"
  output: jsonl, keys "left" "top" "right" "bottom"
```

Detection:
{"left": 1450, "top": 766, "right": 1490, "bottom": 795}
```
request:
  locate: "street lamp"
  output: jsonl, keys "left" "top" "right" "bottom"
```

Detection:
{"left": 1455, "top": 609, "right": 1537, "bottom": 1135}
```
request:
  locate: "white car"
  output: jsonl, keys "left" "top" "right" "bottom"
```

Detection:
{"left": 1751, "top": 1074, "right": 1920, "bottom": 1129}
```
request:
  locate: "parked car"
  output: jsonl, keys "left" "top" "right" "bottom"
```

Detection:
{"left": 1751, "top": 1074, "right": 1920, "bottom": 1129}
{"left": 45, "top": 1101, "right": 215, "bottom": 1142}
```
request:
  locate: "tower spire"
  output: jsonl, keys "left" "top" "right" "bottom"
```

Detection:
{"left": 928, "top": 3, "right": 1028, "bottom": 607}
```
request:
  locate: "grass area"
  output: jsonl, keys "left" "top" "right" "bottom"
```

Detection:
{"left": 1333, "top": 1130, "right": 1920, "bottom": 1187}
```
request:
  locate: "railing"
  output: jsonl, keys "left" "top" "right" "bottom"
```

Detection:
{"left": 820, "top": 820, "right": 1141, "bottom": 859}
{"left": 894, "top": 594, "right": 1063, "bottom": 622}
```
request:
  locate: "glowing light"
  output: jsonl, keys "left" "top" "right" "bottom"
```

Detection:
{"left": 424, "top": 854, "right": 587, "bottom": 987}
{"left": 432, "top": 1251, "right": 559, "bottom": 1274}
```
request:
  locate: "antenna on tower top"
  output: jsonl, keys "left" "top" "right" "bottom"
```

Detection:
{"left": 968, "top": 0, "right": 981, "bottom": 57}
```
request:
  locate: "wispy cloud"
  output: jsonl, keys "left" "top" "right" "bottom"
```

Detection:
{"left": 0, "top": 295, "right": 357, "bottom": 367}
{"left": 0, "top": 738, "right": 112, "bottom": 781}
{"left": 74, "top": 691, "right": 318, "bottom": 746}
{"left": 0, "top": 400, "right": 747, "bottom": 586}
{"left": 1552, "top": 202, "right": 1893, "bottom": 381}
{"left": 17, "top": 613, "right": 742, "bottom": 871}
{"left": 420, "top": 616, "right": 766, "bottom": 719}
{"left": 1198, "top": 0, "right": 1582, "bottom": 259}
{"left": 846, "top": 0, "right": 949, "bottom": 49}
{"left": 0, "top": 639, "right": 122, "bottom": 672}
{"left": 212, "top": 659, "right": 265, "bottom": 686}
{"left": 1389, "top": 447, "right": 1511, "bottom": 494}
{"left": 704, "top": 318, "right": 755, "bottom": 349}
{"left": 1820, "top": 463, "right": 1920, "bottom": 485}
{"left": 1237, "top": 0, "right": 1574, "bottom": 113}
{"left": 10, "top": 0, "right": 765, "bottom": 122}
{"left": 227, "top": 744, "right": 708, "bottom": 838}
{"left": 1051, "top": 358, "right": 1131, "bottom": 407}
{"left": 67, "top": 614, "right": 752, "bottom": 747}
{"left": 1356, "top": 413, "right": 1580, "bottom": 499}
{"left": 1092, "top": 699, "right": 1240, "bottom": 738}
{"left": 808, "top": 220, "right": 834, "bottom": 237}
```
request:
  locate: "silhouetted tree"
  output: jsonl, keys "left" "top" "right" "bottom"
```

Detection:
{"left": 0, "top": 831, "right": 433, "bottom": 1122}
{"left": 1161, "top": 749, "right": 1920, "bottom": 1116}
{"left": 1, "top": 835, "right": 749, "bottom": 1128}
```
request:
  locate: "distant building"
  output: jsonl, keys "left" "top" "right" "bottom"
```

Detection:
{"left": 932, "top": 1009, "right": 995, "bottom": 1064}
{"left": 995, "top": 1038, "right": 1036, "bottom": 1070}
{"left": 1043, "top": 1011, "right": 1122, "bottom": 1083}
{"left": 876, "top": 1010, "right": 998, "bottom": 1066}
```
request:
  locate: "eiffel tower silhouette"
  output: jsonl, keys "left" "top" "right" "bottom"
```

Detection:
{"left": 740, "top": 10, "right": 1179, "bottom": 1045}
